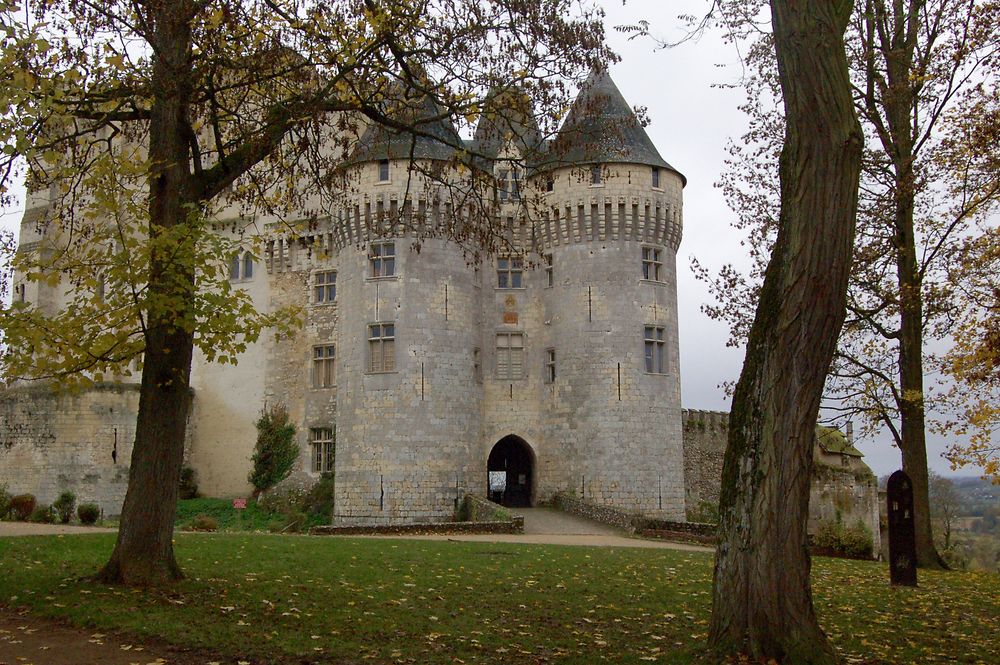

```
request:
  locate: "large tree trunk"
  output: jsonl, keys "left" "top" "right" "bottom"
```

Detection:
{"left": 879, "top": 0, "right": 942, "bottom": 569}
{"left": 897, "top": 210, "right": 942, "bottom": 568}
{"left": 708, "top": 1, "right": 863, "bottom": 662}
{"left": 96, "top": 1, "right": 197, "bottom": 586}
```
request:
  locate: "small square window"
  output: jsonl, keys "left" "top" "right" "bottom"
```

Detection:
{"left": 378, "top": 159, "right": 390, "bottom": 182}
{"left": 370, "top": 241, "right": 395, "bottom": 277}
{"left": 545, "top": 348, "right": 556, "bottom": 383}
{"left": 497, "top": 257, "right": 523, "bottom": 289}
{"left": 314, "top": 270, "right": 337, "bottom": 304}
{"left": 644, "top": 325, "right": 666, "bottom": 374}
{"left": 312, "top": 344, "right": 335, "bottom": 388}
{"left": 369, "top": 323, "right": 396, "bottom": 372}
{"left": 642, "top": 247, "right": 663, "bottom": 282}
{"left": 310, "top": 427, "right": 335, "bottom": 473}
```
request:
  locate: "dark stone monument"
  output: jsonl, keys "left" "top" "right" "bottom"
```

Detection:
{"left": 886, "top": 469, "right": 918, "bottom": 586}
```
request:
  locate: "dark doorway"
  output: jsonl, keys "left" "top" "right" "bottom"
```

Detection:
{"left": 487, "top": 435, "right": 534, "bottom": 508}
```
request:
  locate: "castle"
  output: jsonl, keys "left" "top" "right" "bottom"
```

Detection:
{"left": 1, "top": 70, "right": 879, "bottom": 542}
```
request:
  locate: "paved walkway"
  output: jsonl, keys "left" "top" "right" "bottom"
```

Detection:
{"left": 0, "top": 509, "right": 711, "bottom": 552}
{"left": 360, "top": 507, "right": 711, "bottom": 552}
{"left": 0, "top": 522, "right": 115, "bottom": 536}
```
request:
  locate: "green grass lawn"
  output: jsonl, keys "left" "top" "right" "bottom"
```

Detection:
{"left": 1, "top": 534, "right": 997, "bottom": 664}
{"left": 173, "top": 497, "right": 327, "bottom": 532}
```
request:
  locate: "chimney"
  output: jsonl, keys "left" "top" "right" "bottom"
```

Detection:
{"left": 846, "top": 421, "right": 854, "bottom": 445}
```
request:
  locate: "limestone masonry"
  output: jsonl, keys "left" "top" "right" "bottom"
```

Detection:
{"left": 2, "top": 70, "right": 879, "bottom": 536}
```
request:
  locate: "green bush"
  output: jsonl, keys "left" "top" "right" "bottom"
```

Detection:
{"left": 53, "top": 491, "right": 77, "bottom": 524}
{"left": 688, "top": 501, "right": 720, "bottom": 525}
{"left": 29, "top": 504, "right": 56, "bottom": 523}
{"left": 0, "top": 485, "right": 11, "bottom": 519}
{"left": 301, "top": 473, "right": 335, "bottom": 520}
{"left": 813, "top": 519, "right": 874, "bottom": 559}
{"left": 9, "top": 494, "right": 37, "bottom": 521}
{"left": 77, "top": 503, "right": 100, "bottom": 525}
{"left": 178, "top": 466, "right": 199, "bottom": 500}
{"left": 189, "top": 514, "right": 219, "bottom": 532}
{"left": 248, "top": 404, "right": 298, "bottom": 499}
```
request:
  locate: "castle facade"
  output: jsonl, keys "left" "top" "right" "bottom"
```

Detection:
{"left": 5, "top": 70, "right": 690, "bottom": 524}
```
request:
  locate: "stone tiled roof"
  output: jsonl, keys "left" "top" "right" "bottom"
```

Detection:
{"left": 816, "top": 426, "right": 864, "bottom": 457}
{"left": 345, "top": 92, "right": 464, "bottom": 165}
{"left": 535, "top": 68, "right": 685, "bottom": 183}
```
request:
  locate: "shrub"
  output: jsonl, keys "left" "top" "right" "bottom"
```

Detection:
{"left": 248, "top": 404, "right": 298, "bottom": 499}
{"left": 266, "top": 510, "right": 307, "bottom": 533}
{"left": 0, "top": 484, "right": 11, "bottom": 519}
{"left": 688, "top": 500, "right": 720, "bottom": 525}
{"left": 813, "top": 519, "right": 874, "bottom": 559}
{"left": 53, "top": 491, "right": 77, "bottom": 524}
{"left": 302, "top": 473, "right": 335, "bottom": 520}
{"left": 29, "top": 504, "right": 56, "bottom": 523}
{"left": 189, "top": 514, "right": 219, "bottom": 532}
{"left": 9, "top": 494, "right": 37, "bottom": 521}
{"left": 178, "top": 466, "right": 199, "bottom": 500}
{"left": 77, "top": 503, "right": 100, "bottom": 525}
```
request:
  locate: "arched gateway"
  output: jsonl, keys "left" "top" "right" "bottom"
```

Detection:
{"left": 487, "top": 435, "right": 535, "bottom": 508}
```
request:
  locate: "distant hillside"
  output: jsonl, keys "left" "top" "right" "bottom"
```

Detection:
{"left": 951, "top": 476, "right": 1000, "bottom": 516}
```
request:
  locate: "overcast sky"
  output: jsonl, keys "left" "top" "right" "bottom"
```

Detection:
{"left": 0, "top": 0, "right": 984, "bottom": 478}
{"left": 595, "top": 0, "right": 988, "bottom": 478}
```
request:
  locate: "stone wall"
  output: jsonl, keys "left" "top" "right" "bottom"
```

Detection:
{"left": 0, "top": 383, "right": 142, "bottom": 515}
{"left": 680, "top": 408, "right": 882, "bottom": 553}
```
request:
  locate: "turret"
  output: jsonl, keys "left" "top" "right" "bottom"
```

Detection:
{"left": 333, "top": 90, "right": 484, "bottom": 524}
{"left": 518, "top": 68, "right": 687, "bottom": 518}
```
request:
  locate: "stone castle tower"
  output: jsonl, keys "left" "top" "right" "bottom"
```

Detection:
{"left": 316, "top": 69, "right": 687, "bottom": 523}
{"left": 3, "top": 69, "right": 690, "bottom": 524}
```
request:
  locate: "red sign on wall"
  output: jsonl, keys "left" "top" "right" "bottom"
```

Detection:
{"left": 232, "top": 497, "right": 248, "bottom": 510}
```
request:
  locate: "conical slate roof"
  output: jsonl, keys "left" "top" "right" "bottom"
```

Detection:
{"left": 345, "top": 90, "right": 463, "bottom": 165}
{"left": 538, "top": 68, "right": 685, "bottom": 184}
{"left": 471, "top": 87, "right": 543, "bottom": 161}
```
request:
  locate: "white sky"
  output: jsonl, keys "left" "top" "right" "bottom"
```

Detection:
{"left": 0, "top": 0, "right": 984, "bottom": 478}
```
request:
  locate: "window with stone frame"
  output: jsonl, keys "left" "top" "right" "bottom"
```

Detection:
{"left": 368, "top": 323, "right": 395, "bottom": 372}
{"left": 310, "top": 427, "right": 335, "bottom": 473}
{"left": 652, "top": 166, "right": 661, "bottom": 189}
{"left": 313, "top": 270, "right": 336, "bottom": 304}
{"left": 644, "top": 325, "right": 666, "bottom": 374}
{"left": 544, "top": 348, "right": 556, "bottom": 383}
{"left": 496, "top": 332, "right": 524, "bottom": 379}
{"left": 473, "top": 347, "right": 482, "bottom": 383}
{"left": 642, "top": 246, "right": 663, "bottom": 281}
{"left": 590, "top": 164, "right": 602, "bottom": 185}
{"left": 543, "top": 253, "right": 553, "bottom": 288}
{"left": 496, "top": 256, "right": 523, "bottom": 288}
{"left": 312, "top": 344, "right": 335, "bottom": 388}
{"left": 378, "top": 159, "right": 390, "bottom": 182}
{"left": 498, "top": 167, "right": 521, "bottom": 201}
{"left": 370, "top": 241, "right": 396, "bottom": 277}
{"left": 229, "top": 251, "right": 254, "bottom": 281}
